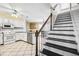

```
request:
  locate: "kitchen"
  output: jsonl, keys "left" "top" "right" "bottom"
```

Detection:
{"left": 0, "top": 3, "right": 50, "bottom": 56}
{"left": 0, "top": 10, "right": 27, "bottom": 45}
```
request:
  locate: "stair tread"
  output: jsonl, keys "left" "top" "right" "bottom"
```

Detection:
{"left": 42, "top": 46, "right": 78, "bottom": 56}
{"left": 44, "top": 42, "right": 79, "bottom": 55}
{"left": 47, "top": 34, "right": 75, "bottom": 41}
{"left": 48, "top": 31, "right": 74, "bottom": 34}
{"left": 48, "top": 33, "right": 75, "bottom": 37}
{"left": 55, "top": 22, "right": 72, "bottom": 25}
{"left": 54, "top": 24, "right": 73, "bottom": 26}
{"left": 52, "top": 30, "right": 74, "bottom": 31}
{"left": 54, "top": 23, "right": 72, "bottom": 25}
{"left": 57, "top": 18, "right": 71, "bottom": 20}
{"left": 47, "top": 35, "right": 75, "bottom": 41}
{"left": 56, "top": 20, "right": 72, "bottom": 22}
{"left": 53, "top": 27, "right": 73, "bottom": 29}
{"left": 46, "top": 39, "right": 77, "bottom": 49}
{"left": 53, "top": 28, "right": 73, "bottom": 30}
{"left": 47, "top": 37, "right": 77, "bottom": 44}
{"left": 55, "top": 21, "right": 72, "bottom": 23}
{"left": 42, "top": 49, "right": 62, "bottom": 56}
{"left": 57, "top": 17, "right": 71, "bottom": 19}
{"left": 54, "top": 26, "right": 73, "bottom": 28}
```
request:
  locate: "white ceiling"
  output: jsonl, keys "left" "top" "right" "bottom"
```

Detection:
{"left": 0, "top": 3, "right": 73, "bottom": 22}
{"left": 0, "top": 3, "right": 52, "bottom": 22}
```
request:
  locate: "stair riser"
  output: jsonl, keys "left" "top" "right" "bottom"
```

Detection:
{"left": 54, "top": 26, "right": 73, "bottom": 28}
{"left": 54, "top": 24, "right": 73, "bottom": 26}
{"left": 46, "top": 40, "right": 77, "bottom": 49}
{"left": 40, "top": 53, "right": 47, "bottom": 56}
{"left": 58, "top": 15, "right": 70, "bottom": 18}
{"left": 48, "top": 31, "right": 74, "bottom": 34}
{"left": 57, "top": 17, "right": 70, "bottom": 18}
{"left": 42, "top": 49, "right": 62, "bottom": 56}
{"left": 55, "top": 22, "right": 72, "bottom": 25}
{"left": 44, "top": 42, "right": 78, "bottom": 54}
{"left": 55, "top": 21, "right": 72, "bottom": 23}
{"left": 56, "top": 20, "right": 72, "bottom": 22}
{"left": 48, "top": 33, "right": 75, "bottom": 37}
{"left": 53, "top": 28, "right": 73, "bottom": 30}
{"left": 58, "top": 18, "right": 70, "bottom": 19}
{"left": 52, "top": 30, "right": 74, "bottom": 31}
{"left": 47, "top": 35, "right": 75, "bottom": 41}
{"left": 47, "top": 37, "right": 76, "bottom": 44}
{"left": 43, "top": 46, "right": 78, "bottom": 56}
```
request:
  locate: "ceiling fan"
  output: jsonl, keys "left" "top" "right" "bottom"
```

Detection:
{"left": 50, "top": 4, "right": 58, "bottom": 11}
{"left": 0, "top": 3, "right": 26, "bottom": 18}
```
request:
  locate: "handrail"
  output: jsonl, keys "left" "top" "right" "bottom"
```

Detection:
{"left": 35, "top": 13, "right": 52, "bottom": 56}
{"left": 38, "top": 13, "right": 52, "bottom": 35}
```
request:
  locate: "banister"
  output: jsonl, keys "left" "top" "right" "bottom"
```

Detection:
{"left": 35, "top": 13, "right": 52, "bottom": 56}
{"left": 38, "top": 13, "right": 52, "bottom": 35}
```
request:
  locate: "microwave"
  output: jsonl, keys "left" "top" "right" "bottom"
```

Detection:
{"left": 2, "top": 24, "right": 14, "bottom": 29}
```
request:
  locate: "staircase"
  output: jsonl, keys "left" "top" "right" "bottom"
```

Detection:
{"left": 41, "top": 12, "right": 79, "bottom": 56}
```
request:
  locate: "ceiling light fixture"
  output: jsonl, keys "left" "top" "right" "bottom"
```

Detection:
{"left": 11, "top": 14, "right": 17, "bottom": 18}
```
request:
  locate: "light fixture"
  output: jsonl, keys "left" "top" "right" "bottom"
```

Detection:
{"left": 11, "top": 14, "right": 17, "bottom": 18}
{"left": 11, "top": 9, "right": 18, "bottom": 18}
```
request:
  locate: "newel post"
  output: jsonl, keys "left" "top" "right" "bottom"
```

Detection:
{"left": 50, "top": 13, "right": 52, "bottom": 31}
{"left": 35, "top": 30, "right": 39, "bottom": 56}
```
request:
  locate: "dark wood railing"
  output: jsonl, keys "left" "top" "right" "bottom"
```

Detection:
{"left": 35, "top": 13, "right": 52, "bottom": 56}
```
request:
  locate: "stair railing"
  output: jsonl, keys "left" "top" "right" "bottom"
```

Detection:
{"left": 35, "top": 13, "right": 52, "bottom": 56}
{"left": 35, "top": 3, "right": 59, "bottom": 56}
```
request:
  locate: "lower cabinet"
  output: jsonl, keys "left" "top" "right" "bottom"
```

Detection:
{"left": 15, "top": 32, "right": 27, "bottom": 41}
{"left": 27, "top": 32, "right": 36, "bottom": 44}
{"left": 0, "top": 32, "right": 16, "bottom": 45}
{"left": 4, "top": 33, "right": 16, "bottom": 44}
{"left": 0, "top": 33, "right": 3, "bottom": 44}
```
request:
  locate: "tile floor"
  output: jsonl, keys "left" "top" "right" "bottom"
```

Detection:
{"left": 0, "top": 41, "right": 36, "bottom": 56}
{"left": 0, "top": 35, "right": 46, "bottom": 56}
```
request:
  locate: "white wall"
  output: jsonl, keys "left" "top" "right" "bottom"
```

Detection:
{"left": 0, "top": 16, "right": 27, "bottom": 32}
{"left": 0, "top": 13, "right": 27, "bottom": 42}
{"left": 71, "top": 8, "right": 79, "bottom": 52}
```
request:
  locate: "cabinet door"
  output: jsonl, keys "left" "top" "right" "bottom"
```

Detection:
{"left": 0, "top": 33, "right": 3, "bottom": 44}
{"left": 15, "top": 33, "right": 27, "bottom": 41}
{"left": 32, "top": 34, "right": 36, "bottom": 44}
{"left": 27, "top": 33, "right": 32, "bottom": 44}
{"left": 4, "top": 34, "right": 15, "bottom": 44}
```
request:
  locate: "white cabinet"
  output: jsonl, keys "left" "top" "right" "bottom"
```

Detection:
{"left": 3, "top": 31, "right": 16, "bottom": 44}
{"left": 27, "top": 32, "right": 36, "bottom": 44}
{"left": 15, "top": 32, "right": 27, "bottom": 41}
{"left": 0, "top": 33, "right": 3, "bottom": 44}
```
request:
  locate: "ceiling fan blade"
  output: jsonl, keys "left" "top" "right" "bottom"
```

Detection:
{"left": 0, "top": 5, "right": 13, "bottom": 11}
{"left": 0, "top": 4, "right": 26, "bottom": 17}
{"left": 53, "top": 4, "right": 58, "bottom": 9}
{"left": 50, "top": 4, "right": 58, "bottom": 10}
